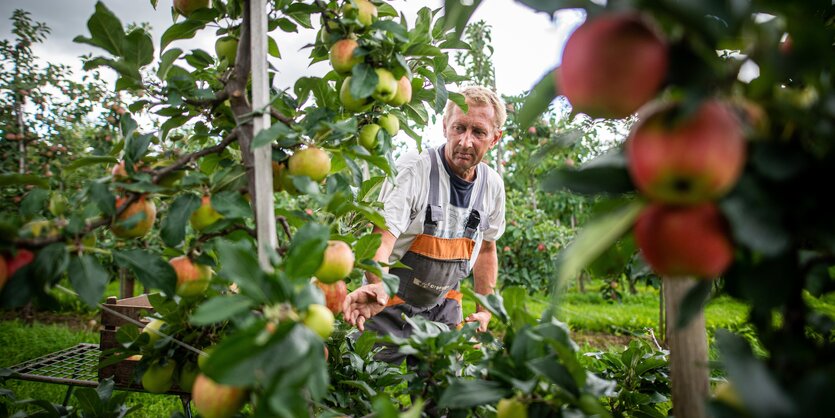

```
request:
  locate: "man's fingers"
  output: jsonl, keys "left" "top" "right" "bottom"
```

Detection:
{"left": 357, "top": 315, "right": 366, "bottom": 332}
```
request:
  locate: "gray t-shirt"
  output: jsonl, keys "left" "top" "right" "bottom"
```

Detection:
{"left": 379, "top": 147, "right": 506, "bottom": 270}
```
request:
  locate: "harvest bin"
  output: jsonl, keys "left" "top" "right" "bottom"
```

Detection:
{"left": 98, "top": 294, "right": 189, "bottom": 395}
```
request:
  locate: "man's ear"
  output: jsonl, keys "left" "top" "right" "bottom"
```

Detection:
{"left": 490, "top": 130, "right": 503, "bottom": 148}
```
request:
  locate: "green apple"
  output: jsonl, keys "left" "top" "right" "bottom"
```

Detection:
{"left": 339, "top": 76, "right": 373, "bottom": 112}
{"left": 329, "top": 39, "right": 361, "bottom": 74}
{"left": 387, "top": 76, "right": 413, "bottom": 106}
{"left": 303, "top": 304, "right": 335, "bottom": 339}
{"left": 178, "top": 361, "right": 200, "bottom": 392}
{"left": 378, "top": 113, "right": 399, "bottom": 136}
{"left": 190, "top": 195, "right": 223, "bottom": 231}
{"left": 372, "top": 68, "right": 398, "bottom": 102}
{"left": 215, "top": 36, "right": 238, "bottom": 67}
{"left": 359, "top": 123, "right": 381, "bottom": 150}
{"left": 142, "top": 318, "right": 165, "bottom": 345}
{"left": 142, "top": 359, "right": 176, "bottom": 394}
{"left": 288, "top": 147, "right": 331, "bottom": 182}
{"left": 343, "top": 0, "right": 377, "bottom": 27}
{"left": 497, "top": 397, "right": 527, "bottom": 418}
{"left": 197, "top": 346, "right": 215, "bottom": 370}
{"left": 314, "top": 240, "right": 355, "bottom": 283}
{"left": 48, "top": 193, "right": 69, "bottom": 217}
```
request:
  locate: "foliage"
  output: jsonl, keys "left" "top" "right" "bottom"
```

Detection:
{"left": 583, "top": 338, "right": 671, "bottom": 418}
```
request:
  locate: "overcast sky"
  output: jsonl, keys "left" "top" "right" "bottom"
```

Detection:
{"left": 0, "top": 0, "right": 583, "bottom": 147}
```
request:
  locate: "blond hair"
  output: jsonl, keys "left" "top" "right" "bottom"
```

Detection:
{"left": 443, "top": 86, "right": 507, "bottom": 131}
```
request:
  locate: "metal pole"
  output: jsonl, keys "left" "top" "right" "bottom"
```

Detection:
{"left": 250, "top": 0, "right": 278, "bottom": 270}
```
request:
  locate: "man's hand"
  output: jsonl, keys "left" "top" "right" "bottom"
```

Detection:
{"left": 464, "top": 310, "right": 492, "bottom": 332}
{"left": 342, "top": 282, "right": 389, "bottom": 331}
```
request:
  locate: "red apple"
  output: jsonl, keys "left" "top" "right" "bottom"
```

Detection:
{"left": 626, "top": 100, "right": 746, "bottom": 204}
{"left": 6, "top": 249, "right": 34, "bottom": 277}
{"left": 314, "top": 240, "right": 355, "bottom": 284}
{"left": 558, "top": 13, "right": 668, "bottom": 119}
{"left": 174, "top": 0, "right": 209, "bottom": 17}
{"left": 329, "top": 39, "right": 361, "bottom": 74}
{"left": 169, "top": 256, "right": 211, "bottom": 297}
{"left": 634, "top": 203, "right": 734, "bottom": 278}
{"left": 192, "top": 373, "right": 246, "bottom": 418}
{"left": 386, "top": 76, "right": 412, "bottom": 107}
{"left": 313, "top": 279, "right": 347, "bottom": 315}
{"left": 112, "top": 196, "right": 157, "bottom": 238}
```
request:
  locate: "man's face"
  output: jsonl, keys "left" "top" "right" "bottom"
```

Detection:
{"left": 443, "top": 101, "right": 502, "bottom": 181}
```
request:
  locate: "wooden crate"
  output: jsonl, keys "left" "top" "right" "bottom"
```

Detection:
{"left": 98, "top": 295, "right": 153, "bottom": 389}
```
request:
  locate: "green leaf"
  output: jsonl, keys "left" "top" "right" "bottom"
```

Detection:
{"left": 517, "top": 71, "right": 557, "bottom": 130}
{"left": 69, "top": 254, "right": 109, "bottom": 307}
{"left": 541, "top": 151, "right": 635, "bottom": 195}
{"left": 123, "top": 29, "right": 154, "bottom": 67}
{"left": 516, "top": 0, "right": 597, "bottom": 14}
{"left": 74, "top": 386, "right": 104, "bottom": 415}
{"left": 284, "top": 223, "right": 329, "bottom": 280}
{"left": 157, "top": 48, "right": 182, "bottom": 79}
{"left": 437, "top": 379, "right": 508, "bottom": 409}
{"left": 160, "top": 193, "right": 200, "bottom": 247}
{"left": 160, "top": 14, "right": 214, "bottom": 51}
{"left": 73, "top": 1, "right": 126, "bottom": 56}
{"left": 34, "top": 244, "right": 69, "bottom": 284}
{"left": 65, "top": 155, "right": 119, "bottom": 172}
{"left": 113, "top": 250, "right": 177, "bottom": 296}
{"left": 214, "top": 240, "right": 269, "bottom": 302}
{"left": 20, "top": 188, "right": 49, "bottom": 217}
{"left": 675, "top": 280, "right": 712, "bottom": 329}
{"left": 125, "top": 133, "right": 152, "bottom": 163}
{"left": 354, "top": 233, "right": 381, "bottom": 261}
{"left": 88, "top": 182, "right": 115, "bottom": 216}
{"left": 441, "top": 0, "right": 484, "bottom": 40}
{"left": 720, "top": 174, "right": 790, "bottom": 256}
{"left": 433, "top": 74, "right": 449, "bottom": 114}
{"left": 0, "top": 174, "right": 49, "bottom": 188}
{"left": 462, "top": 287, "right": 508, "bottom": 323}
{"left": 716, "top": 330, "right": 794, "bottom": 416}
{"left": 268, "top": 35, "right": 281, "bottom": 58}
{"left": 211, "top": 191, "right": 251, "bottom": 219}
{"left": 191, "top": 295, "right": 254, "bottom": 325}
{"left": 252, "top": 121, "right": 293, "bottom": 149}
{"left": 350, "top": 63, "right": 377, "bottom": 99}
{"left": 556, "top": 200, "right": 644, "bottom": 290}
{"left": 528, "top": 354, "right": 579, "bottom": 396}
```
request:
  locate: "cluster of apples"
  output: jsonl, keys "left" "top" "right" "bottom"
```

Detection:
{"left": 327, "top": 0, "right": 411, "bottom": 151}
{"left": 140, "top": 319, "right": 245, "bottom": 418}
{"left": 558, "top": 13, "right": 746, "bottom": 279}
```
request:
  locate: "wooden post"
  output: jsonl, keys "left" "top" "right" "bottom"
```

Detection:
{"left": 663, "top": 277, "right": 709, "bottom": 418}
{"left": 250, "top": 0, "right": 277, "bottom": 270}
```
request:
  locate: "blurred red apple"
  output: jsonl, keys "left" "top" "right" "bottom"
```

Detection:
{"left": 558, "top": 14, "right": 668, "bottom": 119}
{"left": 634, "top": 203, "right": 734, "bottom": 278}
{"left": 626, "top": 100, "right": 746, "bottom": 204}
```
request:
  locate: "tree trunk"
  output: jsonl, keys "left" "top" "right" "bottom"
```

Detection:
{"left": 664, "top": 277, "right": 709, "bottom": 418}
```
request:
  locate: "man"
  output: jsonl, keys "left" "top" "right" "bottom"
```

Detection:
{"left": 342, "top": 86, "right": 507, "bottom": 362}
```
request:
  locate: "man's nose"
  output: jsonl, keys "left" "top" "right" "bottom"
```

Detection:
{"left": 460, "top": 130, "right": 475, "bottom": 147}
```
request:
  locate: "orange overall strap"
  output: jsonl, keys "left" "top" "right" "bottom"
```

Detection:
{"left": 386, "top": 289, "right": 463, "bottom": 307}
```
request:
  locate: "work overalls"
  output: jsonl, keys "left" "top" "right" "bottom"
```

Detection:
{"left": 364, "top": 147, "right": 490, "bottom": 363}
